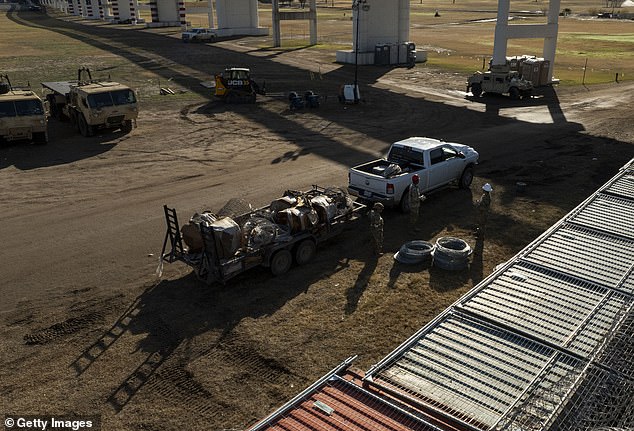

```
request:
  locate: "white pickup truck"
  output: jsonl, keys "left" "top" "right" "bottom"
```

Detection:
{"left": 182, "top": 28, "right": 217, "bottom": 43}
{"left": 347, "top": 137, "right": 479, "bottom": 212}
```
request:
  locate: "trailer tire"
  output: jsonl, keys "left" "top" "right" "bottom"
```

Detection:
{"left": 295, "top": 239, "right": 316, "bottom": 265}
{"left": 270, "top": 249, "right": 292, "bottom": 276}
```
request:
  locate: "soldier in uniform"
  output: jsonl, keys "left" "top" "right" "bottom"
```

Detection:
{"left": 369, "top": 202, "right": 384, "bottom": 255}
{"left": 475, "top": 183, "right": 492, "bottom": 238}
{"left": 408, "top": 174, "right": 426, "bottom": 232}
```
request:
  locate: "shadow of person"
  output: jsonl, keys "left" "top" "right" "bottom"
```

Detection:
{"left": 470, "top": 236, "right": 485, "bottom": 285}
{"left": 344, "top": 254, "right": 378, "bottom": 315}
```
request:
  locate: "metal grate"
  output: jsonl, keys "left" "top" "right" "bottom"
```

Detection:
{"left": 569, "top": 194, "right": 634, "bottom": 240}
{"left": 603, "top": 170, "right": 634, "bottom": 201}
{"left": 522, "top": 224, "right": 634, "bottom": 294}
{"left": 460, "top": 261, "right": 632, "bottom": 357}
{"left": 370, "top": 312, "right": 586, "bottom": 430}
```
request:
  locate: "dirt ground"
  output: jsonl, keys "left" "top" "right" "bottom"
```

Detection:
{"left": 1, "top": 7, "right": 633, "bottom": 431}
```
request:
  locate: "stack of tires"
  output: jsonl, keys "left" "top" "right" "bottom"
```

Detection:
{"left": 432, "top": 237, "right": 471, "bottom": 270}
{"left": 394, "top": 240, "right": 434, "bottom": 264}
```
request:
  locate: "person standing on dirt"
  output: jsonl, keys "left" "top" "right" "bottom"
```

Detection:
{"left": 408, "top": 174, "right": 426, "bottom": 232}
{"left": 369, "top": 202, "right": 384, "bottom": 255}
{"left": 475, "top": 183, "right": 492, "bottom": 238}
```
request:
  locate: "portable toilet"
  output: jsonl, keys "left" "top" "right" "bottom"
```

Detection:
{"left": 374, "top": 44, "right": 390, "bottom": 65}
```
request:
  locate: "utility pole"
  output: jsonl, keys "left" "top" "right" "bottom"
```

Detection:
{"left": 352, "top": 0, "right": 368, "bottom": 102}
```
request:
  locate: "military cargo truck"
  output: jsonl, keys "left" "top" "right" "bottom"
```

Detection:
{"left": 0, "top": 74, "right": 48, "bottom": 145}
{"left": 42, "top": 67, "right": 138, "bottom": 137}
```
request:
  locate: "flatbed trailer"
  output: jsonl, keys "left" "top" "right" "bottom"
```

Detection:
{"left": 160, "top": 186, "right": 365, "bottom": 284}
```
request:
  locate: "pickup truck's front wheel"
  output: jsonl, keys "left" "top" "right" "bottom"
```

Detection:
{"left": 459, "top": 166, "right": 474, "bottom": 189}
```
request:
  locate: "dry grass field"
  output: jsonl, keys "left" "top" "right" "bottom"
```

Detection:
{"left": 0, "top": 2, "right": 633, "bottom": 430}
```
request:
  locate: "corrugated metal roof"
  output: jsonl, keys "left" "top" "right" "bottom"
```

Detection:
{"left": 248, "top": 372, "right": 442, "bottom": 431}
{"left": 521, "top": 223, "right": 634, "bottom": 294}
{"left": 603, "top": 169, "right": 634, "bottom": 200}
{"left": 369, "top": 312, "right": 580, "bottom": 430}
{"left": 569, "top": 194, "right": 634, "bottom": 240}
{"left": 460, "top": 261, "right": 631, "bottom": 356}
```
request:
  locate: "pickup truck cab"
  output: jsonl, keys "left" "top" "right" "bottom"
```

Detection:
{"left": 348, "top": 137, "right": 479, "bottom": 212}
{"left": 182, "top": 28, "right": 217, "bottom": 43}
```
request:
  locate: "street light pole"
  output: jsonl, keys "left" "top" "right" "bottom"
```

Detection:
{"left": 352, "top": 0, "right": 367, "bottom": 102}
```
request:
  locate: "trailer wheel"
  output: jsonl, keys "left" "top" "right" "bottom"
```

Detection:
{"left": 295, "top": 240, "right": 316, "bottom": 265}
{"left": 270, "top": 249, "right": 292, "bottom": 276}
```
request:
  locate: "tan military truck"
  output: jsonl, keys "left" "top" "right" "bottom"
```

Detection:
{"left": 0, "top": 74, "right": 48, "bottom": 145}
{"left": 42, "top": 68, "right": 138, "bottom": 137}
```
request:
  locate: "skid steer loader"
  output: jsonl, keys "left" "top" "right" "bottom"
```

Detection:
{"left": 213, "top": 67, "right": 265, "bottom": 104}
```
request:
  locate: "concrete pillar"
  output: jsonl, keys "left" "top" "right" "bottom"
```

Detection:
{"left": 149, "top": 0, "right": 158, "bottom": 23}
{"left": 272, "top": 0, "right": 316, "bottom": 47}
{"left": 85, "top": 0, "right": 99, "bottom": 19}
{"left": 129, "top": 0, "right": 138, "bottom": 22}
{"left": 178, "top": 0, "right": 186, "bottom": 26}
{"left": 215, "top": 0, "right": 267, "bottom": 36}
{"left": 543, "top": 0, "right": 560, "bottom": 82}
{"left": 272, "top": 0, "right": 280, "bottom": 47}
{"left": 207, "top": 0, "right": 214, "bottom": 28}
{"left": 309, "top": 0, "right": 317, "bottom": 45}
{"left": 67, "top": 0, "right": 75, "bottom": 15}
{"left": 98, "top": 0, "right": 104, "bottom": 19}
{"left": 337, "top": 0, "right": 411, "bottom": 65}
{"left": 492, "top": 0, "right": 510, "bottom": 65}
{"left": 491, "top": 0, "right": 560, "bottom": 82}
{"left": 110, "top": 0, "right": 119, "bottom": 21}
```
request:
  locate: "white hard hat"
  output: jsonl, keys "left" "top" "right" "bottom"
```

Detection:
{"left": 482, "top": 183, "right": 492, "bottom": 192}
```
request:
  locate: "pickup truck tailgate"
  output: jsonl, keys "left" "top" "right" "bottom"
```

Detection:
{"left": 349, "top": 170, "right": 390, "bottom": 199}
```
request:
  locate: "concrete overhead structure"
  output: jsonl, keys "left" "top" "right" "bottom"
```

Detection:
{"left": 271, "top": 0, "right": 317, "bottom": 47}
{"left": 336, "top": 0, "right": 412, "bottom": 65}
{"left": 492, "top": 0, "right": 561, "bottom": 83}
{"left": 214, "top": 0, "right": 267, "bottom": 36}
{"left": 146, "top": 0, "right": 185, "bottom": 27}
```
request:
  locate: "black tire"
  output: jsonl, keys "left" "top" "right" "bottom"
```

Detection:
{"left": 399, "top": 188, "right": 411, "bottom": 213}
{"left": 522, "top": 89, "right": 532, "bottom": 99}
{"left": 433, "top": 252, "right": 469, "bottom": 270}
{"left": 270, "top": 249, "right": 292, "bottom": 276}
{"left": 459, "top": 166, "right": 474, "bottom": 189}
{"left": 471, "top": 83, "right": 482, "bottom": 97}
{"left": 33, "top": 132, "right": 48, "bottom": 145}
{"left": 78, "top": 114, "right": 92, "bottom": 137}
{"left": 120, "top": 119, "right": 133, "bottom": 133}
{"left": 435, "top": 237, "right": 471, "bottom": 259}
{"left": 509, "top": 87, "right": 520, "bottom": 100}
{"left": 295, "top": 239, "right": 316, "bottom": 265}
{"left": 225, "top": 92, "right": 239, "bottom": 104}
